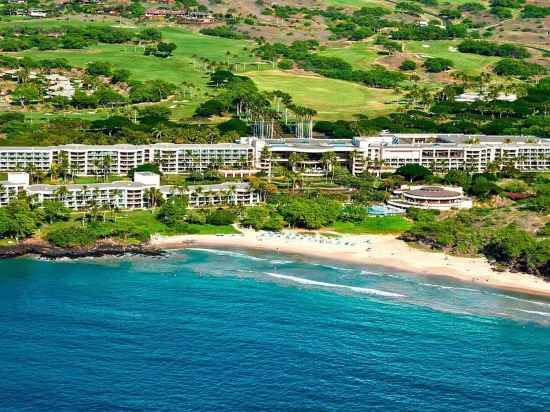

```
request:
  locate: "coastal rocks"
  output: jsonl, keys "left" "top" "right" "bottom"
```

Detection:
{"left": 0, "top": 240, "right": 165, "bottom": 260}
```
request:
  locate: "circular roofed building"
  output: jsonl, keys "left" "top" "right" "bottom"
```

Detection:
{"left": 388, "top": 185, "right": 472, "bottom": 211}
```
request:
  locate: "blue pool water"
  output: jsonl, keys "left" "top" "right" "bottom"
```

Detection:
{"left": 1, "top": 248, "right": 550, "bottom": 411}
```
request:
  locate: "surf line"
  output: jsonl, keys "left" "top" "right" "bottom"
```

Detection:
{"left": 264, "top": 272, "right": 405, "bottom": 298}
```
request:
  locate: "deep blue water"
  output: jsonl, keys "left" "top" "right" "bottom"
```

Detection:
{"left": 1, "top": 248, "right": 550, "bottom": 411}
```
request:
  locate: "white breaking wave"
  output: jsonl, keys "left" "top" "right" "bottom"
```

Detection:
{"left": 420, "top": 283, "right": 482, "bottom": 293}
{"left": 516, "top": 309, "right": 550, "bottom": 317}
{"left": 187, "top": 248, "right": 269, "bottom": 261}
{"left": 500, "top": 295, "right": 550, "bottom": 308}
{"left": 308, "top": 262, "right": 354, "bottom": 272}
{"left": 361, "top": 270, "right": 402, "bottom": 279}
{"left": 270, "top": 260, "right": 294, "bottom": 265}
{"left": 187, "top": 248, "right": 296, "bottom": 266}
{"left": 321, "top": 264, "right": 354, "bottom": 272}
{"left": 263, "top": 272, "right": 405, "bottom": 298}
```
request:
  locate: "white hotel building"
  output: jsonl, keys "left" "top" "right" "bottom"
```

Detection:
{"left": 0, "top": 172, "right": 260, "bottom": 210}
{"left": 0, "top": 133, "right": 548, "bottom": 178}
{"left": 0, "top": 143, "right": 255, "bottom": 176}
{"left": 249, "top": 133, "right": 550, "bottom": 175}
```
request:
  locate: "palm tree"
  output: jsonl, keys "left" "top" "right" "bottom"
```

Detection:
{"left": 152, "top": 126, "right": 167, "bottom": 142}
{"left": 102, "top": 155, "right": 113, "bottom": 182}
{"left": 229, "top": 184, "right": 237, "bottom": 205}
{"left": 174, "top": 181, "right": 188, "bottom": 198}
{"left": 112, "top": 189, "right": 123, "bottom": 210}
{"left": 371, "top": 159, "right": 385, "bottom": 177}
{"left": 81, "top": 185, "right": 89, "bottom": 211}
{"left": 288, "top": 152, "right": 305, "bottom": 172}
{"left": 24, "top": 163, "right": 39, "bottom": 184}
{"left": 194, "top": 186, "right": 204, "bottom": 207}
{"left": 92, "top": 159, "right": 103, "bottom": 182}
{"left": 295, "top": 172, "right": 304, "bottom": 191}
{"left": 57, "top": 151, "right": 70, "bottom": 182}
{"left": 145, "top": 187, "right": 163, "bottom": 208}
{"left": 286, "top": 170, "right": 297, "bottom": 192}
{"left": 16, "top": 67, "right": 30, "bottom": 84}
{"left": 55, "top": 186, "right": 69, "bottom": 203}
{"left": 320, "top": 151, "right": 338, "bottom": 182}
{"left": 260, "top": 146, "right": 273, "bottom": 180}
{"left": 478, "top": 71, "right": 492, "bottom": 94}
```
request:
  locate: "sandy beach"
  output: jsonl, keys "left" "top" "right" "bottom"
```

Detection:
{"left": 150, "top": 229, "right": 550, "bottom": 298}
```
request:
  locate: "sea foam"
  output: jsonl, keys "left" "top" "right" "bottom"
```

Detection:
{"left": 516, "top": 309, "right": 550, "bottom": 317}
{"left": 187, "top": 248, "right": 269, "bottom": 261}
{"left": 264, "top": 272, "right": 405, "bottom": 298}
{"left": 420, "top": 283, "right": 482, "bottom": 293}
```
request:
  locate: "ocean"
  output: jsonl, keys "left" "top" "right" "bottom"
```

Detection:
{"left": 1, "top": 248, "right": 550, "bottom": 411}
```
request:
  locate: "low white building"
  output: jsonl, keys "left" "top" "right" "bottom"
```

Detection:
{"left": 45, "top": 74, "right": 75, "bottom": 98}
{"left": 28, "top": 9, "right": 48, "bottom": 18}
{"left": 0, "top": 172, "right": 31, "bottom": 206}
{"left": 0, "top": 172, "right": 260, "bottom": 210}
{"left": 454, "top": 92, "right": 517, "bottom": 103}
{"left": 388, "top": 185, "right": 473, "bottom": 211}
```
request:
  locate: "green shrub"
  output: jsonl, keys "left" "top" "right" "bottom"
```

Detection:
{"left": 277, "top": 196, "right": 341, "bottom": 229}
{"left": 206, "top": 209, "right": 236, "bottom": 225}
{"left": 158, "top": 197, "right": 188, "bottom": 225}
{"left": 339, "top": 205, "right": 369, "bottom": 222}
{"left": 502, "top": 180, "right": 529, "bottom": 193}
{"left": 278, "top": 59, "right": 293, "bottom": 69}
{"left": 186, "top": 210, "right": 207, "bottom": 224}
{"left": 46, "top": 224, "right": 99, "bottom": 247}
{"left": 241, "top": 206, "right": 285, "bottom": 230}
{"left": 399, "top": 60, "right": 417, "bottom": 71}
{"left": 406, "top": 207, "right": 439, "bottom": 222}
{"left": 423, "top": 57, "right": 454, "bottom": 73}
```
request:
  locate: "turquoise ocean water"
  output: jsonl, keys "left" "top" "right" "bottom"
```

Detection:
{"left": 1, "top": 248, "right": 550, "bottom": 411}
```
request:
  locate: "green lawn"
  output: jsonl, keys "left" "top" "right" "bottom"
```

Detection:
{"left": 22, "top": 110, "right": 110, "bottom": 123}
{"left": 113, "top": 211, "right": 240, "bottom": 236}
{"left": 329, "top": 216, "right": 413, "bottom": 234}
{"left": 245, "top": 70, "right": 398, "bottom": 120}
{"left": 318, "top": 42, "right": 380, "bottom": 71}
{"left": 11, "top": 20, "right": 256, "bottom": 119}
{"left": 0, "top": 238, "right": 17, "bottom": 246}
{"left": 18, "top": 26, "right": 254, "bottom": 85}
{"left": 405, "top": 40, "right": 501, "bottom": 75}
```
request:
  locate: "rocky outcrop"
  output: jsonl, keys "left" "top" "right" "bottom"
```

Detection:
{"left": 0, "top": 239, "right": 165, "bottom": 260}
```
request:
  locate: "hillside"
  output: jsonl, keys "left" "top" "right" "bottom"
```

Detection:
{"left": 0, "top": 0, "right": 547, "bottom": 128}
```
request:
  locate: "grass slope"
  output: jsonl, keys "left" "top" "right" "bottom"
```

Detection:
{"left": 245, "top": 69, "right": 397, "bottom": 120}
{"left": 12, "top": 20, "right": 256, "bottom": 119}
{"left": 330, "top": 216, "right": 413, "bottom": 234}
{"left": 318, "top": 43, "right": 380, "bottom": 70}
{"left": 405, "top": 40, "right": 501, "bottom": 75}
{"left": 18, "top": 26, "right": 253, "bottom": 84}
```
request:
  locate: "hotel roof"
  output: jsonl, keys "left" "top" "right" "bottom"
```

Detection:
{"left": 435, "top": 134, "right": 541, "bottom": 144}
{"left": 404, "top": 186, "right": 463, "bottom": 199}
{"left": 266, "top": 138, "right": 356, "bottom": 151}
{"left": 186, "top": 182, "right": 251, "bottom": 192}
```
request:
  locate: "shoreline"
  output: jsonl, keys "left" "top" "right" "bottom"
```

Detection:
{"left": 150, "top": 229, "right": 550, "bottom": 299}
